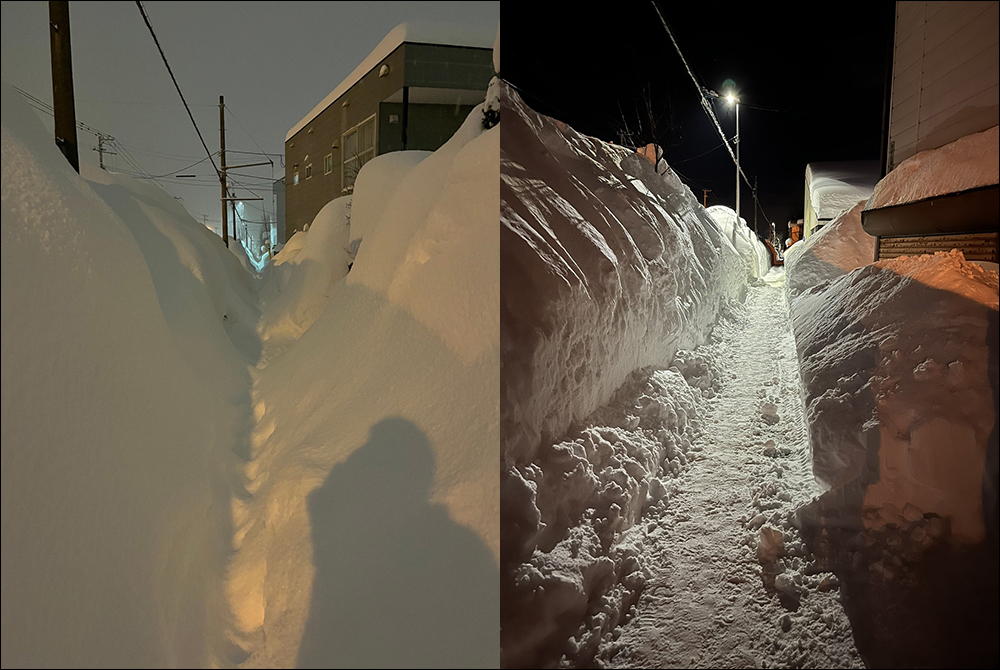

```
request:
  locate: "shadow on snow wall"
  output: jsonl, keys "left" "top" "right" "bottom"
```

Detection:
{"left": 297, "top": 418, "right": 498, "bottom": 668}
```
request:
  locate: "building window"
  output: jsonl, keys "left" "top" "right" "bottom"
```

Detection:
{"left": 305, "top": 163, "right": 313, "bottom": 180}
{"left": 293, "top": 164, "right": 299, "bottom": 185}
{"left": 342, "top": 114, "right": 376, "bottom": 193}
{"left": 324, "top": 153, "right": 333, "bottom": 175}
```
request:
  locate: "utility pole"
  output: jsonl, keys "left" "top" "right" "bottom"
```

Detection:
{"left": 753, "top": 175, "right": 758, "bottom": 238}
{"left": 219, "top": 95, "right": 228, "bottom": 247}
{"left": 49, "top": 1, "right": 79, "bottom": 173}
{"left": 702, "top": 189, "right": 711, "bottom": 208}
{"left": 94, "top": 134, "right": 115, "bottom": 170}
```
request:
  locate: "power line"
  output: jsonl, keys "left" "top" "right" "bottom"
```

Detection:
{"left": 134, "top": 1, "right": 220, "bottom": 181}
{"left": 650, "top": 1, "right": 774, "bottom": 232}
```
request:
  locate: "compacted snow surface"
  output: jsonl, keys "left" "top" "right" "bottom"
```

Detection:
{"left": 599, "top": 284, "right": 861, "bottom": 669}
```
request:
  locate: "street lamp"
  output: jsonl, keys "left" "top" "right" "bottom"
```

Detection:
{"left": 726, "top": 93, "right": 740, "bottom": 231}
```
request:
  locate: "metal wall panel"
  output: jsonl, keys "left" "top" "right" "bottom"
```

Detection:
{"left": 887, "top": 1, "right": 999, "bottom": 169}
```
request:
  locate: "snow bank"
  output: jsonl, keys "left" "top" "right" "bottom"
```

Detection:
{"left": 229, "top": 92, "right": 499, "bottom": 665}
{"left": 258, "top": 196, "right": 352, "bottom": 343}
{"left": 1, "top": 82, "right": 252, "bottom": 666}
{"left": 500, "top": 80, "right": 746, "bottom": 667}
{"left": 867, "top": 125, "right": 999, "bottom": 209}
{"left": 806, "top": 161, "right": 879, "bottom": 221}
{"left": 790, "top": 251, "right": 998, "bottom": 543}
{"left": 785, "top": 200, "right": 876, "bottom": 300}
{"left": 706, "top": 205, "right": 772, "bottom": 279}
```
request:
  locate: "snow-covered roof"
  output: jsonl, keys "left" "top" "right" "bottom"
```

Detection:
{"left": 866, "top": 125, "right": 999, "bottom": 210}
{"left": 285, "top": 22, "right": 495, "bottom": 142}
{"left": 805, "top": 161, "right": 879, "bottom": 221}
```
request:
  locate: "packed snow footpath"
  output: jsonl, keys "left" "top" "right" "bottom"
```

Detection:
{"left": 597, "top": 282, "right": 861, "bottom": 669}
{"left": 1, "top": 26, "right": 499, "bottom": 667}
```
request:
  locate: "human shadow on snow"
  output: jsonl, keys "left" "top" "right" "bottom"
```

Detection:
{"left": 297, "top": 418, "right": 497, "bottom": 668}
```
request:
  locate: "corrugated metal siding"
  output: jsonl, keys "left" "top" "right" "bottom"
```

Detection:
{"left": 887, "top": 1, "right": 999, "bottom": 169}
{"left": 878, "top": 231, "right": 999, "bottom": 261}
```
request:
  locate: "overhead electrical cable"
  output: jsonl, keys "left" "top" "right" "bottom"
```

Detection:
{"left": 650, "top": 1, "right": 775, "bottom": 230}
{"left": 134, "top": 1, "right": 220, "bottom": 180}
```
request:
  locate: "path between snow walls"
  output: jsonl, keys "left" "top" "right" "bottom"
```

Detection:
{"left": 597, "top": 284, "right": 861, "bottom": 669}
{"left": 224, "top": 104, "right": 500, "bottom": 668}
{"left": 2, "top": 79, "right": 499, "bottom": 667}
{"left": 499, "top": 81, "right": 793, "bottom": 667}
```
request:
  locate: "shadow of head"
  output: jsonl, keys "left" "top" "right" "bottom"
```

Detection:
{"left": 297, "top": 417, "right": 498, "bottom": 668}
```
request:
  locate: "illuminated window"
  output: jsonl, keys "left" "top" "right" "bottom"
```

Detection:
{"left": 305, "top": 163, "right": 313, "bottom": 179}
{"left": 292, "top": 164, "right": 299, "bottom": 185}
{"left": 342, "top": 114, "right": 376, "bottom": 193}
{"left": 324, "top": 153, "right": 333, "bottom": 175}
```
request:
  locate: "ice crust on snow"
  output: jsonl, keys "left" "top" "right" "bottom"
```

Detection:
{"left": 500, "top": 81, "right": 769, "bottom": 667}
{"left": 866, "top": 125, "right": 999, "bottom": 210}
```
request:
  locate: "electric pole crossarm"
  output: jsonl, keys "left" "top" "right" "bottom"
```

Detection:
{"left": 224, "top": 161, "right": 272, "bottom": 170}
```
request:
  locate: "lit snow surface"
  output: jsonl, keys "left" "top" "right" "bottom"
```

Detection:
{"left": 866, "top": 124, "right": 999, "bottom": 209}
{"left": 500, "top": 81, "right": 859, "bottom": 668}
{"left": 805, "top": 161, "right": 879, "bottom": 221}
{"left": 501, "top": 81, "right": 998, "bottom": 669}
{"left": 1, "top": 65, "right": 498, "bottom": 668}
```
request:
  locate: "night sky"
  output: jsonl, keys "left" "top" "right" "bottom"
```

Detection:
{"left": 505, "top": 2, "right": 895, "bottom": 239}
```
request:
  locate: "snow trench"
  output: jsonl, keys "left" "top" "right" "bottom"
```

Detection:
{"left": 500, "top": 81, "right": 754, "bottom": 667}
{"left": 2, "top": 77, "right": 499, "bottom": 667}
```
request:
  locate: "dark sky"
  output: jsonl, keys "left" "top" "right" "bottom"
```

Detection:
{"left": 505, "top": 2, "right": 894, "bottom": 237}
{"left": 1, "top": 2, "right": 499, "bottom": 235}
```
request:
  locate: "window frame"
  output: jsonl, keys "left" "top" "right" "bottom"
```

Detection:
{"left": 341, "top": 113, "right": 377, "bottom": 194}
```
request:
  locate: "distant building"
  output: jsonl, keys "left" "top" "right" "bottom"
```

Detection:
{"left": 863, "top": 1, "right": 998, "bottom": 262}
{"left": 282, "top": 23, "right": 494, "bottom": 238}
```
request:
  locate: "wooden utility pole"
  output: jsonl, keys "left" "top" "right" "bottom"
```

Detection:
{"left": 49, "top": 1, "right": 79, "bottom": 173}
{"left": 219, "top": 95, "right": 228, "bottom": 247}
{"left": 94, "top": 134, "right": 115, "bottom": 170}
{"left": 702, "top": 189, "right": 711, "bottom": 207}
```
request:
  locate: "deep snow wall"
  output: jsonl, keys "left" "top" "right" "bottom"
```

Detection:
{"left": 500, "top": 81, "right": 746, "bottom": 667}
{"left": 229, "top": 102, "right": 499, "bottom": 668}
{"left": 1, "top": 84, "right": 252, "bottom": 666}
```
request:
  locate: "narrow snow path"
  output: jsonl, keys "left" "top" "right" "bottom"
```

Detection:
{"left": 599, "top": 283, "right": 862, "bottom": 669}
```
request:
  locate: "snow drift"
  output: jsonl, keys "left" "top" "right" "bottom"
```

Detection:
{"left": 805, "top": 161, "right": 879, "bottom": 222}
{"left": 790, "top": 250, "right": 998, "bottom": 543}
{"left": 257, "top": 195, "right": 353, "bottom": 344}
{"left": 500, "top": 80, "right": 754, "bottom": 667}
{"left": 3, "top": 40, "right": 500, "bottom": 665}
{"left": 866, "top": 125, "right": 999, "bottom": 209}
{"left": 785, "top": 200, "right": 876, "bottom": 300}
{"left": 231, "top": 80, "right": 499, "bottom": 667}
{"left": 706, "top": 205, "right": 772, "bottom": 279}
{"left": 1, "top": 82, "right": 255, "bottom": 666}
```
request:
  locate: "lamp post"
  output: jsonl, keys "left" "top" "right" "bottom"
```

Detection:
{"left": 726, "top": 93, "right": 740, "bottom": 231}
